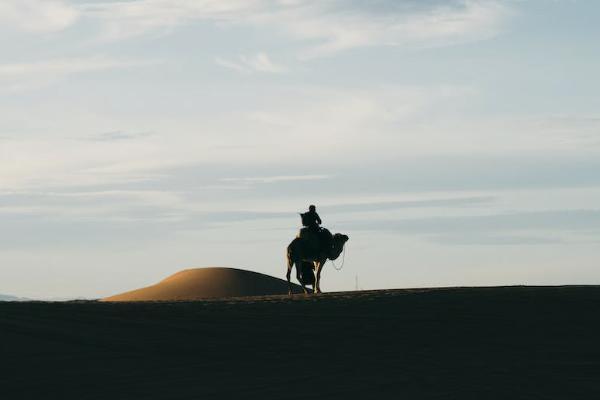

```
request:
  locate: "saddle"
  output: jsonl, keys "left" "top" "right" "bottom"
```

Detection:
{"left": 297, "top": 227, "right": 333, "bottom": 252}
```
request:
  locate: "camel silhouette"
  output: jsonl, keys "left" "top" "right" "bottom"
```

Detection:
{"left": 286, "top": 232, "right": 349, "bottom": 295}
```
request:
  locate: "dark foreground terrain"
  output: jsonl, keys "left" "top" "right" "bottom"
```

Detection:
{"left": 2, "top": 286, "right": 600, "bottom": 399}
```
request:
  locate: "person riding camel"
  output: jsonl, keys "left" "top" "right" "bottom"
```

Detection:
{"left": 301, "top": 204, "right": 322, "bottom": 232}
{"left": 299, "top": 204, "right": 332, "bottom": 251}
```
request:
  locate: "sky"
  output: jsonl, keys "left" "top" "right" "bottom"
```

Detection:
{"left": 1, "top": 0, "right": 600, "bottom": 299}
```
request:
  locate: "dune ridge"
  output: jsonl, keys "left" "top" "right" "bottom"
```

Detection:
{"left": 102, "top": 267, "right": 301, "bottom": 302}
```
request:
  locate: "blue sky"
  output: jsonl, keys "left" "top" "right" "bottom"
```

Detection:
{"left": 1, "top": 0, "right": 599, "bottom": 299}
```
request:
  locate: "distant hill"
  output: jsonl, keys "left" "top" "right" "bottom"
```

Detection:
{"left": 102, "top": 267, "right": 303, "bottom": 301}
{"left": 0, "top": 294, "right": 29, "bottom": 302}
{"left": 0, "top": 294, "right": 82, "bottom": 302}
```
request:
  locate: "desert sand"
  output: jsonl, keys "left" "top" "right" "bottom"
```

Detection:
{"left": 102, "top": 267, "right": 303, "bottom": 301}
{"left": 2, "top": 285, "right": 600, "bottom": 399}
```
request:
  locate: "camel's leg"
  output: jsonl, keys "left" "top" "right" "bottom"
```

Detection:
{"left": 316, "top": 259, "right": 327, "bottom": 293}
{"left": 314, "top": 260, "right": 324, "bottom": 294}
{"left": 295, "top": 259, "right": 308, "bottom": 294}
{"left": 286, "top": 257, "right": 294, "bottom": 296}
{"left": 312, "top": 261, "right": 319, "bottom": 294}
{"left": 300, "top": 261, "right": 316, "bottom": 294}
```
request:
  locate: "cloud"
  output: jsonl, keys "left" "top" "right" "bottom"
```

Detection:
{"left": 0, "top": 187, "right": 494, "bottom": 230}
{"left": 0, "top": 56, "right": 152, "bottom": 76}
{"left": 214, "top": 57, "right": 248, "bottom": 74}
{"left": 319, "top": 196, "right": 496, "bottom": 213}
{"left": 79, "top": 0, "right": 512, "bottom": 56}
{"left": 344, "top": 209, "right": 600, "bottom": 245}
{"left": 6, "top": 79, "right": 599, "bottom": 197}
{"left": 530, "top": 115, "right": 600, "bottom": 149}
{"left": 244, "top": 53, "right": 286, "bottom": 73}
{"left": 428, "top": 233, "right": 565, "bottom": 246}
{"left": 0, "top": 135, "right": 171, "bottom": 191}
{"left": 0, "top": 56, "right": 159, "bottom": 92}
{"left": 234, "top": 84, "right": 477, "bottom": 159}
{"left": 274, "top": 0, "right": 512, "bottom": 59}
{"left": 85, "top": 131, "right": 154, "bottom": 142}
{"left": 0, "top": 0, "right": 78, "bottom": 33}
{"left": 215, "top": 52, "right": 286, "bottom": 74}
{"left": 0, "top": 189, "right": 188, "bottom": 223}
{"left": 79, "top": 0, "right": 261, "bottom": 41}
{"left": 221, "top": 175, "right": 331, "bottom": 184}
{"left": 0, "top": 83, "right": 471, "bottom": 193}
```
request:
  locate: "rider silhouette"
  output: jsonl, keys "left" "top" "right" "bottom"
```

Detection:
{"left": 299, "top": 204, "right": 332, "bottom": 250}
{"left": 302, "top": 204, "right": 322, "bottom": 232}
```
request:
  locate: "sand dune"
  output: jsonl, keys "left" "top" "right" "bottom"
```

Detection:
{"left": 102, "top": 267, "right": 301, "bottom": 301}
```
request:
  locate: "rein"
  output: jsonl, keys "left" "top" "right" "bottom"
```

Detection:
{"left": 330, "top": 243, "right": 347, "bottom": 271}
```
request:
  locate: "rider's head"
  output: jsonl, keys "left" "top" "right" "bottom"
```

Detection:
{"left": 309, "top": 204, "right": 316, "bottom": 212}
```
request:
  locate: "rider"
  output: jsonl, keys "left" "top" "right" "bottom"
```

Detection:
{"left": 300, "top": 204, "right": 332, "bottom": 250}
{"left": 302, "top": 204, "right": 322, "bottom": 232}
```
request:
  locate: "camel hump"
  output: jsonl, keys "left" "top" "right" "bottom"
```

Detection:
{"left": 297, "top": 227, "right": 333, "bottom": 251}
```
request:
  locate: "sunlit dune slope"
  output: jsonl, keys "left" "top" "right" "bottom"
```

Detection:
{"left": 102, "top": 267, "right": 301, "bottom": 301}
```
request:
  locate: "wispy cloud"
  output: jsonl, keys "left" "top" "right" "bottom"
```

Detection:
{"left": 319, "top": 196, "right": 496, "bottom": 213}
{"left": 78, "top": 0, "right": 512, "bottom": 56}
{"left": 78, "top": 0, "right": 259, "bottom": 41}
{"left": 215, "top": 53, "right": 286, "bottom": 74}
{"left": 221, "top": 175, "right": 331, "bottom": 184}
{"left": 345, "top": 209, "right": 600, "bottom": 245}
{"left": 4, "top": 78, "right": 598, "bottom": 197}
{"left": 214, "top": 57, "right": 247, "bottom": 74}
{"left": 0, "top": 56, "right": 159, "bottom": 92}
{"left": 428, "top": 233, "right": 565, "bottom": 246}
{"left": 272, "top": 0, "right": 512, "bottom": 59}
{"left": 0, "top": 56, "right": 151, "bottom": 76}
{"left": 0, "top": 0, "right": 78, "bottom": 33}
{"left": 0, "top": 85, "right": 421, "bottom": 190}
{"left": 85, "top": 131, "right": 154, "bottom": 142}
{"left": 531, "top": 116, "right": 600, "bottom": 149}
{"left": 0, "top": 190, "right": 187, "bottom": 221}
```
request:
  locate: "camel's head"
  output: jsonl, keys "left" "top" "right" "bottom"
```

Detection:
{"left": 329, "top": 233, "right": 349, "bottom": 260}
{"left": 334, "top": 233, "right": 349, "bottom": 244}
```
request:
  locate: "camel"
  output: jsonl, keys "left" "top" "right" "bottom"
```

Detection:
{"left": 286, "top": 232, "right": 349, "bottom": 295}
